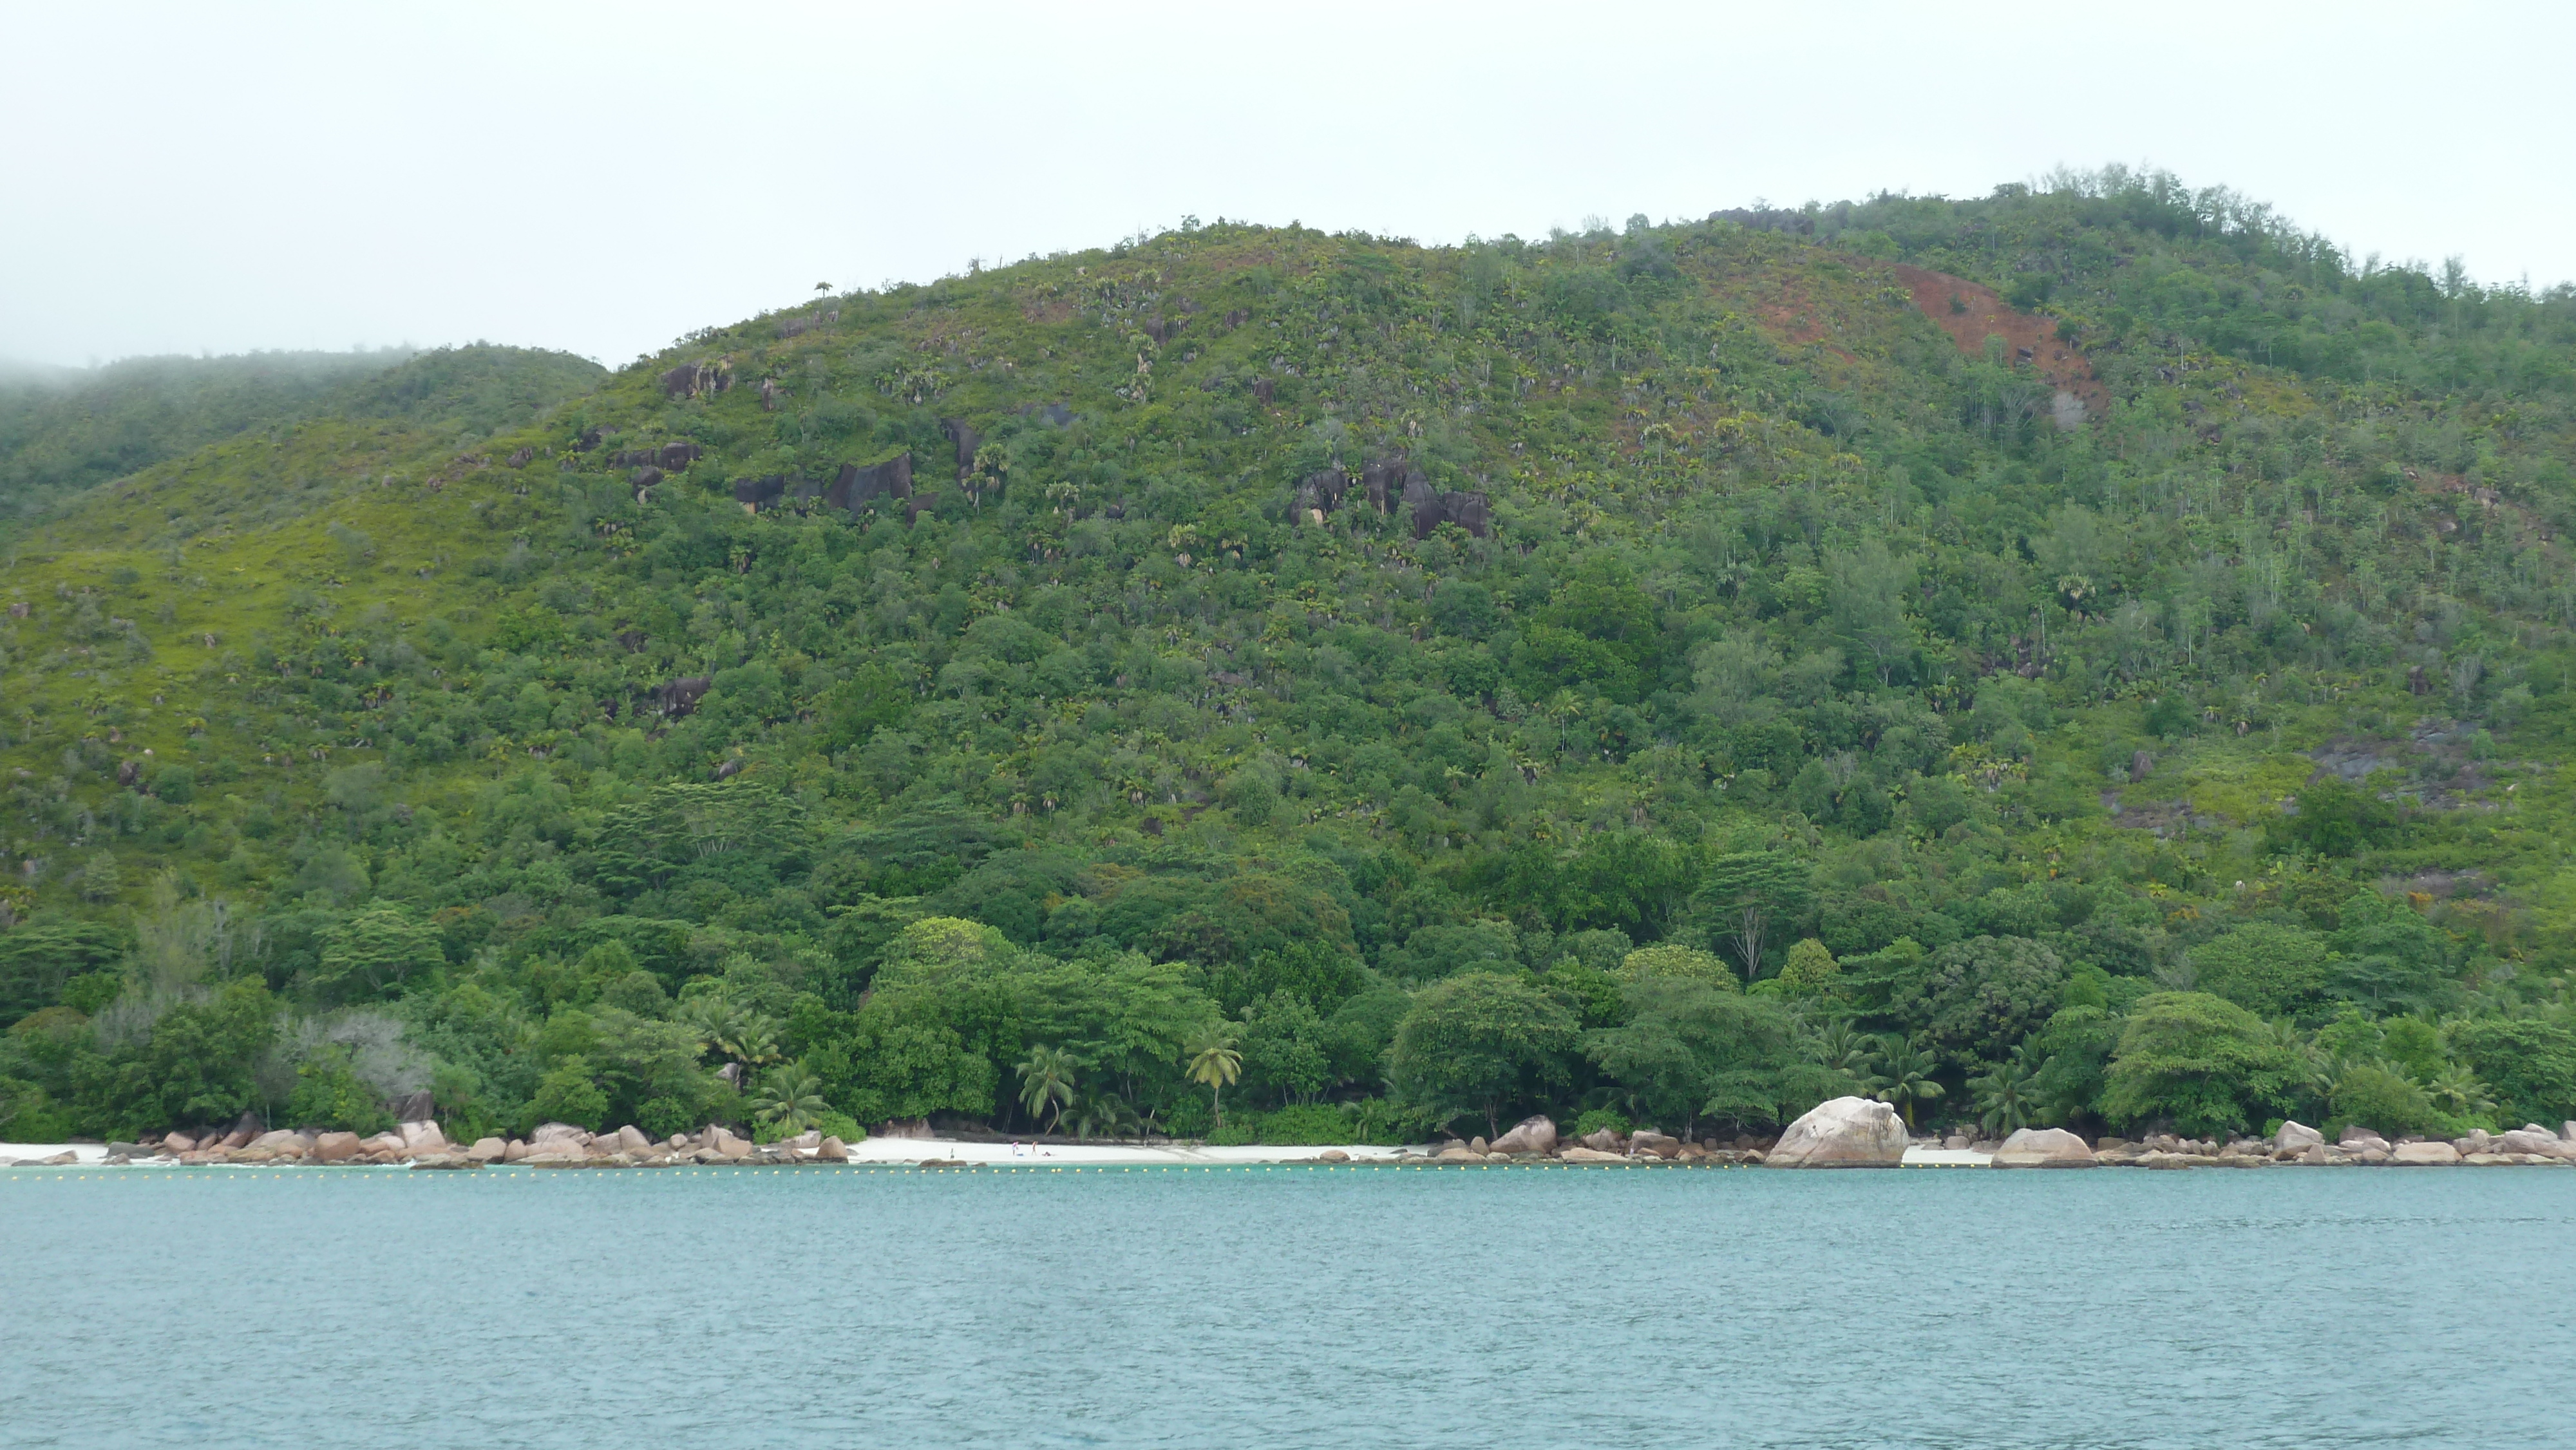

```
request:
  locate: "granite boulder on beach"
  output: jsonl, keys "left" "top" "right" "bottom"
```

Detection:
{"left": 1765, "top": 1097, "right": 1909, "bottom": 1167}
{"left": 1991, "top": 1127, "right": 2096, "bottom": 1167}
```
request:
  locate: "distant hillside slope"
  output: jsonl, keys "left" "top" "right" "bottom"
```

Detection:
{"left": 0, "top": 345, "right": 604, "bottom": 523}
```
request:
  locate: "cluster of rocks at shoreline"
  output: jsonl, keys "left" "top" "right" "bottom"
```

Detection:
{"left": 2095, "top": 1120, "right": 2576, "bottom": 1169}
{"left": 470, "top": 1120, "right": 854, "bottom": 1167}
{"left": 1, "top": 1115, "right": 853, "bottom": 1169}
{"left": 1422, "top": 1116, "right": 1779, "bottom": 1165}
{"left": 1758, "top": 1097, "right": 2576, "bottom": 1169}
{"left": 1392, "top": 1099, "right": 2576, "bottom": 1171}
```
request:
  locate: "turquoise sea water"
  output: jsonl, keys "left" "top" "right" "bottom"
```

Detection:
{"left": 6, "top": 1162, "right": 2571, "bottom": 1449}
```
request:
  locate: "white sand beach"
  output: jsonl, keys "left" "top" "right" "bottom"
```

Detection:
{"left": 842, "top": 1138, "right": 1416, "bottom": 1166}
{"left": 0, "top": 1143, "right": 117, "bottom": 1165}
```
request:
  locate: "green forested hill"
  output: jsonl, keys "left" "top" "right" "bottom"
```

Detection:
{"left": 0, "top": 344, "right": 605, "bottom": 524}
{"left": 7, "top": 169, "right": 2576, "bottom": 1149}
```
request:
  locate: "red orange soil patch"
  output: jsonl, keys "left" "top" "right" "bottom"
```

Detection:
{"left": 1750, "top": 283, "right": 1859, "bottom": 362}
{"left": 1889, "top": 263, "right": 2107, "bottom": 419}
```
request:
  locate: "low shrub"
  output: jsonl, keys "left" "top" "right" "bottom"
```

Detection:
{"left": 1571, "top": 1107, "right": 1631, "bottom": 1138}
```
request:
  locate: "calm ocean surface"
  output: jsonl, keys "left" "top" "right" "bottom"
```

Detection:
{"left": 6, "top": 1162, "right": 2570, "bottom": 1449}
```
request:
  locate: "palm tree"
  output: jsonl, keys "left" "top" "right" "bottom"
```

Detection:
{"left": 967, "top": 442, "right": 1009, "bottom": 511}
{"left": 1866, "top": 1036, "right": 1946, "bottom": 1131}
{"left": 1814, "top": 1018, "right": 1874, "bottom": 1079}
{"left": 703, "top": 1012, "right": 781, "bottom": 1088}
{"left": 729, "top": 1020, "right": 782, "bottom": 1075}
{"left": 678, "top": 995, "right": 730, "bottom": 1041}
{"left": 2424, "top": 1062, "right": 2496, "bottom": 1120}
{"left": 1016, "top": 1045, "right": 1077, "bottom": 1134}
{"left": 2267, "top": 1017, "right": 2330, "bottom": 1086}
{"left": 681, "top": 999, "right": 781, "bottom": 1081}
{"left": 1973, "top": 1050, "right": 2034, "bottom": 1136}
{"left": 1184, "top": 1026, "right": 1242, "bottom": 1134}
{"left": 1070, "top": 1090, "right": 1140, "bottom": 1142}
{"left": 751, "top": 1065, "right": 829, "bottom": 1135}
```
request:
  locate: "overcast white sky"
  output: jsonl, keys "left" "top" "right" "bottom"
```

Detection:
{"left": 6, "top": 3, "right": 2571, "bottom": 372}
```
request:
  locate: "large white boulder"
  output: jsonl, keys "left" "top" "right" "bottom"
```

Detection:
{"left": 2391, "top": 1141, "right": 2460, "bottom": 1165}
{"left": 1991, "top": 1127, "right": 2096, "bottom": 1168}
{"left": 1490, "top": 1115, "right": 1557, "bottom": 1156}
{"left": 2275, "top": 1120, "right": 2325, "bottom": 1154}
{"left": 1765, "top": 1097, "right": 1909, "bottom": 1167}
{"left": 398, "top": 1120, "right": 448, "bottom": 1153}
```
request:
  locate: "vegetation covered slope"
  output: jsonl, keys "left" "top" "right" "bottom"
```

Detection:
{"left": 7, "top": 168, "right": 2576, "bottom": 1149}
{"left": 0, "top": 345, "right": 605, "bottom": 524}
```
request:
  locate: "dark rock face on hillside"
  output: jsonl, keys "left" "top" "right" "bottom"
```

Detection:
{"left": 613, "top": 442, "right": 701, "bottom": 471}
{"left": 659, "top": 360, "right": 734, "bottom": 399}
{"left": 657, "top": 677, "right": 712, "bottom": 717}
{"left": 1396, "top": 471, "right": 1493, "bottom": 540}
{"left": 1286, "top": 457, "right": 1489, "bottom": 539}
{"left": 1399, "top": 475, "right": 1437, "bottom": 530}
{"left": 826, "top": 453, "right": 913, "bottom": 511}
{"left": 1439, "top": 492, "right": 1493, "bottom": 538}
{"left": 732, "top": 453, "right": 914, "bottom": 514}
{"left": 1361, "top": 458, "right": 1421, "bottom": 513}
{"left": 940, "top": 419, "right": 981, "bottom": 480}
{"left": 1295, "top": 468, "right": 1347, "bottom": 517}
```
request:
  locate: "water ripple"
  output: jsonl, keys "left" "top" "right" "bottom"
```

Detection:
{"left": 4, "top": 1165, "right": 2570, "bottom": 1448}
